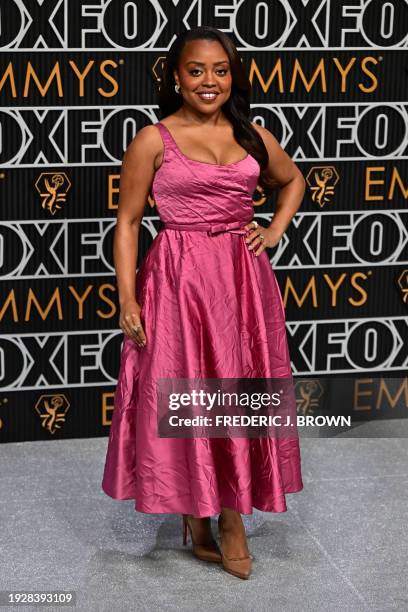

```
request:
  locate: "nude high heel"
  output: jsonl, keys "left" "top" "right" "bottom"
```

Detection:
{"left": 217, "top": 513, "right": 252, "bottom": 579}
{"left": 182, "top": 514, "right": 222, "bottom": 563}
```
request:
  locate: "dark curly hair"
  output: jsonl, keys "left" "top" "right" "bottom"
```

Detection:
{"left": 156, "top": 26, "right": 279, "bottom": 194}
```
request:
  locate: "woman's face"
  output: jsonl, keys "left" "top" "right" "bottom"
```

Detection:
{"left": 174, "top": 39, "right": 233, "bottom": 114}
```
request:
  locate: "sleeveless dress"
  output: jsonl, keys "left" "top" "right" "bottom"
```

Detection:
{"left": 101, "top": 122, "right": 303, "bottom": 517}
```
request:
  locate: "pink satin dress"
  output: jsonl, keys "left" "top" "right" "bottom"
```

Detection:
{"left": 101, "top": 122, "right": 303, "bottom": 517}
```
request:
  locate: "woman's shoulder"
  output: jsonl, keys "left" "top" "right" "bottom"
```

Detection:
{"left": 250, "top": 121, "right": 272, "bottom": 139}
{"left": 130, "top": 123, "right": 162, "bottom": 144}
{"left": 250, "top": 121, "right": 281, "bottom": 148}
{"left": 123, "top": 124, "right": 163, "bottom": 160}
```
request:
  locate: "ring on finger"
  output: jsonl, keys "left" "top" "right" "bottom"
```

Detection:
{"left": 259, "top": 234, "right": 265, "bottom": 242}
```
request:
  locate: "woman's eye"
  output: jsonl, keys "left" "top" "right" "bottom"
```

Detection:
{"left": 189, "top": 68, "right": 229, "bottom": 76}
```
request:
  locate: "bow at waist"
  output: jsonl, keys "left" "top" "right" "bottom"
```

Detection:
{"left": 162, "top": 220, "right": 251, "bottom": 235}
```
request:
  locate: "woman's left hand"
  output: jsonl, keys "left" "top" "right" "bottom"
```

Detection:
{"left": 243, "top": 221, "right": 283, "bottom": 256}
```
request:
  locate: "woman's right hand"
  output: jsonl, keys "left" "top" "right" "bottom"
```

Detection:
{"left": 119, "top": 298, "right": 146, "bottom": 347}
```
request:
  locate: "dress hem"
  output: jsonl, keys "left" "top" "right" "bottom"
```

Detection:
{"left": 101, "top": 483, "right": 304, "bottom": 517}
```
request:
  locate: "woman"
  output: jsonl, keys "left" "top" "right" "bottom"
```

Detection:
{"left": 102, "top": 26, "right": 306, "bottom": 580}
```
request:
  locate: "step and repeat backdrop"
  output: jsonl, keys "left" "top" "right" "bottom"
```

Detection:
{"left": 1, "top": 0, "right": 407, "bottom": 441}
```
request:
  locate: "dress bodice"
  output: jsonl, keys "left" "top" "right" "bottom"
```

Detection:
{"left": 151, "top": 122, "right": 260, "bottom": 227}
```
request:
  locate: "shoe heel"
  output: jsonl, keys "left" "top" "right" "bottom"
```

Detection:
{"left": 181, "top": 514, "right": 222, "bottom": 563}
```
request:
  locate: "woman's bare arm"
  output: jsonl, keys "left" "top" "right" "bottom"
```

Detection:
{"left": 246, "top": 123, "right": 306, "bottom": 255}
{"left": 115, "top": 124, "right": 162, "bottom": 345}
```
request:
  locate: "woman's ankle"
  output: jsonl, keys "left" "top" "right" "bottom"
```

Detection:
{"left": 219, "top": 509, "right": 243, "bottom": 527}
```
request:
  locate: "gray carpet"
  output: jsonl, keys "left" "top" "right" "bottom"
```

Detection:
{"left": 1, "top": 425, "right": 407, "bottom": 611}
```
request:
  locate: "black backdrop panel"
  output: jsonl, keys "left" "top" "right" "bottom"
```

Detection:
{"left": 1, "top": 1, "right": 407, "bottom": 441}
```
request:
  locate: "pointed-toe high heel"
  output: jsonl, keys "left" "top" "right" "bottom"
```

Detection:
{"left": 182, "top": 514, "right": 222, "bottom": 563}
{"left": 218, "top": 514, "right": 252, "bottom": 579}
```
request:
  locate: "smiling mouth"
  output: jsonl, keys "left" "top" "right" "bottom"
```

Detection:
{"left": 196, "top": 92, "right": 219, "bottom": 101}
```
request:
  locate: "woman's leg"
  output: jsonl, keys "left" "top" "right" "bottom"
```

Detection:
{"left": 218, "top": 508, "right": 250, "bottom": 557}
